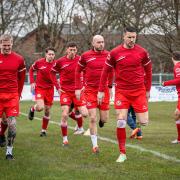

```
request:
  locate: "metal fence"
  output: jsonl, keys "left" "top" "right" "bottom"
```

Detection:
{"left": 152, "top": 73, "right": 173, "bottom": 85}
{"left": 25, "top": 73, "right": 174, "bottom": 86}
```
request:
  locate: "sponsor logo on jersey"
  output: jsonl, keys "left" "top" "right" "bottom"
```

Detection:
{"left": 117, "top": 56, "right": 126, "bottom": 62}
{"left": 61, "top": 64, "right": 70, "bottom": 69}
{"left": 87, "top": 57, "right": 96, "bottom": 63}
{"left": 39, "top": 66, "right": 47, "bottom": 69}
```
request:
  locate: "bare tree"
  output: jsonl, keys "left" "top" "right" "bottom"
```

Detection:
{"left": 0, "top": 0, "right": 33, "bottom": 40}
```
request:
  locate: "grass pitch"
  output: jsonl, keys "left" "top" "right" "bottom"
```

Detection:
{"left": 0, "top": 101, "right": 180, "bottom": 180}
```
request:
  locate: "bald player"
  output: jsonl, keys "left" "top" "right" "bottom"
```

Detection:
{"left": 75, "top": 35, "right": 113, "bottom": 154}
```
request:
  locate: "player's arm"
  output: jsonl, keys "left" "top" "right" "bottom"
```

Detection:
{"left": 75, "top": 56, "right": 86, "bottom": 100}
{"left": 50, "top": 62, "right": 60, "bottom": 91}
{"left": 29, "top": 64, "right": 37, "bottom": 92}
{"left": 18, "top": 60, "right": 26, "bottom": 98}
{"left": 107, "top": 69, "right": 114, "bottom": 99}
{"left": 98, "top": 53, "right": 114, "bottom": 104}
{"left": 162, "top": 78, "right": 180, "bottom": 86}
{"left": 142, "top": 51, "right": 152, "bottom": 100}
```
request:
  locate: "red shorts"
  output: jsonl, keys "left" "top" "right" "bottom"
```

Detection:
{"left": 84, "top": 87, "right": 110, "bottom": 110}
{"left": 0, "top": 93, "right": 19, "bottom": 117}
{"left": 35, "top": 87, "right": 54, "bottom": 106}
{"left": 114, "top": 88, "right": 148, "bottom": 113}
{"left": 60, "top": 91, "right": 86, "bottom": 107}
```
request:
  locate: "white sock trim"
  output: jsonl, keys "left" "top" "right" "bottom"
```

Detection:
{"left": 117, "top": 119, "right": 126, "bottom": 128}
{"left": 176, "top": 120, "right": 180, "bottom": 124}
{"left": 91, "top": 134, "right": 98, "bottom": 148}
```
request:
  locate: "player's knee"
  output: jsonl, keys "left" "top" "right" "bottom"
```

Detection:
{"left": 140, "top": 119, "right": 148, "bottom": 126}
{"left": 36, "top": 105, "right": 44, "bottom": 112}
{"left": 174, "top": 109, "right": 180, "bottom": 120}
{"left": 117, "top": 119, "right": 126, "bottom": 128}
{"left": 90, "top": 116, "right": 97, "bottom": 123}
{"left": 81, "top": 110, "right": 88, "bottom": 118}
{"left": 79, "top": 107, "right": 88, "bottom": 118}
{"left": 62, "top": 112, "right": 69, "bottom": 121}
{"left": 60, "top": 120, "right": 67, "bottom": 127}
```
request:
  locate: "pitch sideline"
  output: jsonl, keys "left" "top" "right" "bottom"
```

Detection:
{"left": 20, "top": 112, "right": 180, "bottom": 163}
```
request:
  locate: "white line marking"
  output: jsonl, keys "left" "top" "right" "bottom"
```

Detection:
{"left": 21, "top": 112, "right": 180, "bottom": 163}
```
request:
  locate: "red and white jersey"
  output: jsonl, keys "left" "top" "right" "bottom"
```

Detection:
{"left": 75, "top": 49, "right": 113, "bottom": 90}
{"left": 0, "top": 52, "right": 26, "bottom": 93}
{"left": 164, "top": 62, "right": 180, "bottom": 96}
{"left": 29, "top": 58, "right": 55, "bottom": 89}
{"left": 52, "top": 55, "right": 81, "bottom": 92}
{"left": 99, "top": 44, "right": 152, "bottom": 91}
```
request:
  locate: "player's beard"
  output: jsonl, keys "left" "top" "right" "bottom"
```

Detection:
{"left": 94, "top": 46, "right": 104, "bottom": 52}
{"left": 2, "top": 49, "right": 11, "bottom": 55}
{"left": 68, "top": 54, "right": 75, "bottom": 59}
{"left": 127, "top": 42, "right": 135, "bottom": 48}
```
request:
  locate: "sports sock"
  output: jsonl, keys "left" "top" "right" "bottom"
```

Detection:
{"left": 31, "top": 104, "right": 37, "bottom": 112}
{"left": 0, "top": 121, "right": 8, "bottom": 136}
{"left": 90, "top": 134, "right": 98, "bottom": 148}
{"left": 61, "top": 124, "right": 67, "bottom": 137}
{"left": 69, "top": 112, "right": 76, "bottom": 121}
{"left": 63, "top": 136, "right": 68, "bottom": 143}
{"left": 6, "top": 146, "right": 13, "bottom": 155}
{"left": 116, "top": 119, "right": 126, "bottom": 154}
{"left": 176, "top": 120, "right": 180, "bottom": 141}
{"left": 42, "top": 116, "right": 50, "bottom": 130}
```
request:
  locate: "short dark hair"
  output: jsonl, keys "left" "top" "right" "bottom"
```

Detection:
{"left": 172, "top": 51, "right": 180, "bottom": 61}
{"left": 45, "top": 47, "right": 56, "bottom": 53}
{"left": 66, "top": 42, "right": 77, "bottom": 48}
{"left": 124, "top": 26, "right": 137, "bottom": 33}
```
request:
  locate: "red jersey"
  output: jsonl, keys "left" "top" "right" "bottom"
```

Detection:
{"left": 51, "top": 55, "right": 81, "bottom": 92}
{"left": 29, "top": 58, "right": 55, "bottom": 89}
{"left": 75, "top": 49, "right": 113, "bottom": 90}
{"left": 164, "top": 62, "right": 180, "bottom": 96}
{"left": 99, "top": 44, "right": 152, "bottom": 91}
{"left": 0, "top": 51, "right": 26, "bottom": 93}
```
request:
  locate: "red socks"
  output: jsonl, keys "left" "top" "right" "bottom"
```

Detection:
{"left": 176, "top": 120, "right": 180, "bottom": 141}
{"left": 116, "top": 120, "right": 126, "bottom": 154}
{"left": 69, "top": 112, "right": 83, "bottom": 128}
{"left": 42, "top": 116, "right": 50, "bottom": 130}
{"left": 61, "top": 124, "right": 67, "bottom": 136}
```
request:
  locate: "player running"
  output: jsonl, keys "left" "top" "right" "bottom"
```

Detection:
{"left": 0, "top": 34, "right": 26, "bottom": 160}
{"left": 75, "top": 35, "right": 113, "bottom": 154}
{"left": 28, "top": 47, "right": 56, "bottom": 137}
{"left": 51, "top": 42, "right": 88, "bottom": 146}
{"left": 98, "top": 27, "right": 152, "bottom": 162}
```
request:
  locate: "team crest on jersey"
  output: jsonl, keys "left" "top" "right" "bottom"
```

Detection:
{"left": 116, "top": 100, "right": 121, "bottom": 106}
{"left": 37, "top": 94, "right": 41, "bottom": 98}
{"left": 63, "top": 98, "right": 67, "bottom": 102}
